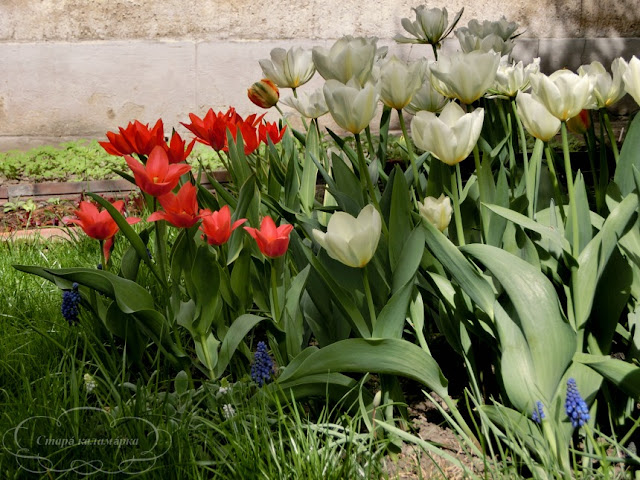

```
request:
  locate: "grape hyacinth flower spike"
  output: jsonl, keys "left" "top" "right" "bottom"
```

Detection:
{"left": 565, "top": 378, "right": 590, "bottom": 428}
{"left": 250, "top": 341, "right": 274, "bottom": 387}
{"left": 532, "top": 401, "right": 545, "bottom": 424}
{"left": 61, "top": 283, "right": 81, "bottom": 325}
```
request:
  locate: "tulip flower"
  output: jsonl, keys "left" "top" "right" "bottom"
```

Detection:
{"left": 491, "top": 57, "right": 540, "bottom": 99}
{"left": 281, "top": 88, "right": 329, "bottom": 119}
{"left": 64, "top": 200, "right": 140, "bottom": 263}
{"left": 566, "top": 109, "right": 591, "bottom": 135}
{"left": 418, "top": 195, "right": 453, "bottom": 232}
{"left": 623, "top": 56, "right": 640, "bottom": 106}
{"left": 578, "top": 59, "right": 628, "bottom": 108}
{"left": 182, "top": 107, "right": 239, "bottom": 151}
{"left": 99, "top": 119, "right": 164, "bottom": 157}
{"left": 323, "top": 79, "right": 380, "bottom": 134}
{"left": 405, "top": 64, "right": 448, "bottom": 114}
{"left": 529, "top": 70, "right": 594, "bottom": 121}
{"left": 430, "top": 50, "right": 500, "bottom": 104}
{"left": 244, "top": 217, "right": 294, "bottom": 258}
{"left": 312, "top": 204, "right": 381, "bottom": 268}
{"left": 411, "top": 101, "right": 484, "bottom": 166}
{"left": 455, "top": 17, "right": 518, "bottom": 56}
{"left": 199, "top": 205, "right": 246, "bottom": 246}
{"left": 394, "top": 6, "right": 462, "bottom": 46}
{"left": 125, "top": 145, "right": 191, "bottom": 197}
{"left": 227, "top": 118, "right": 262, "bottom": 155}
{"left": 247, "top": 79, "right": 280, "bottom": 109}
{"left": 312, "top": 36, "right": 378, "bottom": 86}
{"left": 379, "top": 56, "right": 426, "bottom": 110}
{"left": 258, "top": 122, "right": 287, "bottom": 145}
{"left": 259, "top": 47, "right": 316, "bottom": 89}
{"left": 164, "top": 131, "right": 196, "bottom": 164}
{"left": 147, "top": 182, "right": 201, "bottom": 228}
{"left": 515, "top": 92, "right": 561, "bottom": 142}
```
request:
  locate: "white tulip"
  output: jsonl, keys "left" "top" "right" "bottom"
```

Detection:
{"left": 515, "top": 92, "right": 561, "bottom": 142}
{"left": 622, "top": 56, "right": 640, "bottom": 106}
{"left": 418, "top": 195, "right": 453, "bottom": 232}
{"left": 529, "top": 70, "right": 594, "bottom": 121}
{"left": 312, "top": 36, "right": 378, "bottom": 86}
{"left": 411, "top": 101, "right": 484, "bottom": 166}
{"left": 578, "top": 59, "right": 628, "bottom": 108}
{"left": 456, "top": 30, "right": 515, "bottom": 56}
{"left": 281, "top": 89, "right": 329, "bottom": 119}
{"left": 492, "top": 57, "right": 540, "bottom": 98}
{"left": 394, "top": 6, "right": 462, "bottom": 45}
{"left": 259, "top": 47, "right": 316, "bottom": 89}
{"left": 430, "top": 50, "right": 500, "bottom": 104}
{"left": 462, "top": 17, "right": 519, "bottom": 42}
{"left": 379, "top": 56, "right": 426, "bottom": 109}
{"left": 312, "top": 204, "right": 382, "bottom": 268}
{"left": 323, "top": 79, "right": 380, "bottom": 134}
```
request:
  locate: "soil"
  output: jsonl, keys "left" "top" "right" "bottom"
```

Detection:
{"left": 0, "top": 199, "right": 77, "bottom": 233}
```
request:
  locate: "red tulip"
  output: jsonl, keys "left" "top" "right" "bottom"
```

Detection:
{"left": 182, "top": 108, "right": 238, "bottom": 151}
{"left": 125, "top": 145, "right": 191, "bottom": 197}
{"left": 259, "top": 122, "right": 287, "bottom": 145}
{"left": 64, "top": 200, "right": 140, "bottom": 263}
{"left": 199, "top": 205, "right": 246, "bottom": 246}
{"left": 164, "top": 131, "right": 196, "bottom": 164}
{"left": 147, "top": 182, "right": 201, "bottom": 228}
{"left": 99, "top": 119, "right": 165, "bottom": 157}
{"left": 244, "top": 217, "right": 294, "bottom": 258}
{"left": 227, "top": 120, "right": 261, "bottom": 155}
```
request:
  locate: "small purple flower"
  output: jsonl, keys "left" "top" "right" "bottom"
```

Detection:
{"left": 61, "top": 283, "right": 81, "bottom": 325}
{"left": 565, "top": 378, "right": 590, "bottom": 428}
{"left": 532, "top": 401, "right": 545, "bottom": 424}
{"left": 250, "top": 341, "right": 274, "bottom": 387}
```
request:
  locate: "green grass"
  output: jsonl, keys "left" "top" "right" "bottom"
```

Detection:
{"left": 0, "top": 237, "right": 390, "bottom": 479}
{"left": 0, "top": 140, "right": 225, "bottom": 183}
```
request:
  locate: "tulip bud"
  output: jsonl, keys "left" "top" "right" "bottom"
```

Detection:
{"left": 248, "top": 79, "right": 279, "bottom": 109}
{"left": 566, "top": 109, "right": 591, "bottom": 135}
{"left": 418, "top": 194, "right": 453, "bottom": 232}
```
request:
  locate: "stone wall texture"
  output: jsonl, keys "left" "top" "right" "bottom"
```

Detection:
{"left": 1, "top": 0, "right": 640, "bottom": 149}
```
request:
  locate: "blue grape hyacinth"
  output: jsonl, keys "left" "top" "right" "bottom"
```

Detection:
{"left": 532, "top": 401, "right": 545, "bottom": 424}
{"left": 61, "top": 283, "right": 81, "bottom": 325}
{"left": 250, "top": 341, "right": 274, "bottom": 387}
{"left": 565, "top": 378, "right": 590, "bottom": 428}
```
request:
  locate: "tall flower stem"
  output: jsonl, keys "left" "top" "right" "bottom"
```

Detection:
{"left": 561, "top": 122, "right": 579, "bottom": 257}
{"left": 544, "top": 144, "right": 566, "bottom": 223}
{"left": 270, "top": 256, "right": 283, "bottom": 324}
{"left": 355, "top": 133, "right": 388, "bottom": 236}
{"left": 362, "top": 266, "right": 377, "bottom": 331}
{"left": 431, "top": 43, "right": 439, "bottom": 61}
{"left": 473, "top": 144, "right": 486, "bottom": 243}
{"left": 99, "top": 240, "right": 107, "bottom": 271}
{"left": 600, "top": 109, "right": 620, "bottom": 164}
{"left": 511, "top": 99, "right": 532, "bottom": 214}
{"left": 451, "top": 165, "right": 465, "bottom": 246}
{"left": 397, "top": 108, "right": 421, "bottom": 196}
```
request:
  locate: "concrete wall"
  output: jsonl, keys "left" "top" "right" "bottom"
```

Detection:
{"left": 1, "top": 0, "right": 639, "bottom": 150}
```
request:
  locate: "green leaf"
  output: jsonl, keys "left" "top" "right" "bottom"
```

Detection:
{"left": 372, "top": 281, "right": 414, "bottom": 339}
{"left": 283, "top": 265, "right": 311, "bottom": 360}
{"left": 300, "top": 124, "right": 320, "bottom": 213}
{"left": 388, "top": 166, "right": 412, "bottom": 270}
{"left": 214, "top": 314, "right": 267, "bottom": 378}
{"left": 462, "top": 244, "right": 576, "bottom": 404}
{"left": 421, "top": 218, "right": 495, "bottom": 318}
{"left": 190, "top": 245, "right": 221, "bottom": 334}
{"left": 278, "top": 338, "right": 448, "bottom": 398}
{"left": 574, "top": 353, "right": 640, "bottom": 399}
{"left": 614, "top": 113, "right": 640, "bottom": 196}
{"left": 391, "top": 226, "right": 424, "bottom": 293}
{"left": 574, "top": 192, "right": 638, "bottom": 329}
{"left": 564, "top": 171, "right": 592, "bottom": 254}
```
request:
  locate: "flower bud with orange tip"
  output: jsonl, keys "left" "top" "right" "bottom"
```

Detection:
{"left": 248, "top": 79, "right": 280, "bottom": 109}
{"left": 566, "top": 109, "right": 591, "bottom": 135}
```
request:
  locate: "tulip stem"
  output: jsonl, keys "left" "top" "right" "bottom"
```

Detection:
{"left": 397, "top": 109, "right": 421, "bottom": 197}
{"left": 362, "top": 267, "right": 377, "bottom": 331}
{"left": 511, "top": 99, "right": 532, "bottom": 213}
{"left": 270, "top": 257, "right": 282, "bottom": 324}
{"left": 561, "top": 122, "right": 579, "bottom": 257}
{"left": 544, "top": 144, "right": 566, "bottom": 223}
{"left": 431, "top": 43, "right": 438, "bottom": 61}
{"left": 451, "top": 166, "right": 465, "bottom": 246}
{"left": 600, "top": 108, "right": 620, "bottom": 164}
{"left": 99, "top": 240, "right": 107, "bottom": 271}
{"left": 355, "top": 133, "right": 388, "bottom": 236}
{"left": 473, "top": 144, "right": 486, "bottom": 243}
